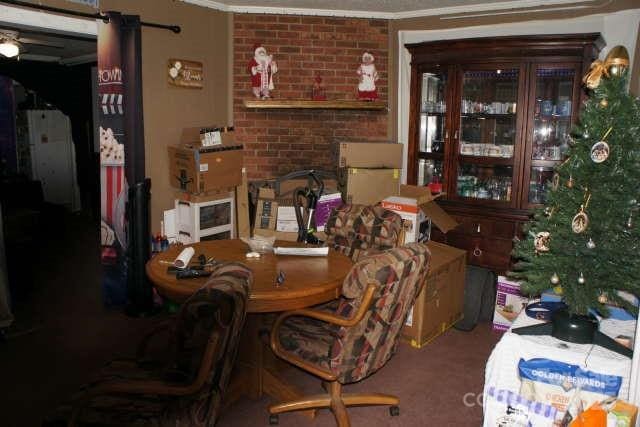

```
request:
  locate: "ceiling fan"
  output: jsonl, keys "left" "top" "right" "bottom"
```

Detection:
{"left": 0, "top": 30, "right": 64, "bottom": 59}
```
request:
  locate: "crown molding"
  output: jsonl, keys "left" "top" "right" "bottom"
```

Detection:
{"left": 181, "top": 0, "right": 593, "bottom": 19}
{"left": 0, "top": 4, "right": 97, "bottom": 36}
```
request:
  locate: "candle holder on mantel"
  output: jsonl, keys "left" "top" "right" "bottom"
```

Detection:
{"left": 311, "top": 75, "right": 326, "bottom": 101}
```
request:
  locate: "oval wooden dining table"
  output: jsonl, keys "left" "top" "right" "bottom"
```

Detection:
{"left": 146, "top": 238, "right": 353, "bottom": 414}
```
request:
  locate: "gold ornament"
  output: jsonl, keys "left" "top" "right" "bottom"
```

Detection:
{"left": 572, "top": 205, "right": 589, "bottom": 233}
{"left": 599, "top": 98, "right": 608, "bottom": 108}
{"left": 577, "top": 272, "right": 585, "bottom": 284}
{"left": 605, "top": 45, "right": 630, "bottom": 77}
{"left": 598, "top": 293, "right": 608, "bottom": 304}
{"left": 550, "top": 273, "right": 560, "bottom": 285}
{"left": 586, "top": 238, "right": 596, "bottom": 249}
{"left": 582, "top": 45, "right": 630, "bottom": 88}
{"left": 566, "top": 175, "right": 574, "bottom": 188}
{"left": 553, "top": 285, "right": 563, "bottom": 295}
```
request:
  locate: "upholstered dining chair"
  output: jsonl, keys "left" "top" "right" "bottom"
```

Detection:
{"left": 49, "top": 262, "right": 252, "bottom": 427}
{"left": 269, "top": 242, "right": 430, "bottom": 427}
{"left": 324, "top": 204, "right": 404, "bottom": 262}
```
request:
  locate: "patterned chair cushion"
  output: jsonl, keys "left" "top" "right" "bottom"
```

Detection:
{"left": 277, "top": 243, "right": 430, "bottom": 385}
{"left": 56, "top": 262, "right": 253, "bottom": 427}
{"left": 324, "top": 204, "right": 403, "bottom": 262}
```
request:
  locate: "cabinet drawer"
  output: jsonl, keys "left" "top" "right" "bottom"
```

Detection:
{"left": 446, "top": 233, "right": 513, "bottom": 271}
{"left": 452, "top": 215, "right": 516, "bottom": 240}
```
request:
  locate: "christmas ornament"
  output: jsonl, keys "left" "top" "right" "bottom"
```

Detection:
{"left": 566, "top": 175, "right": 574, "bottom": 188}
{"left": 598, "top": 293, "right": 608, "bottom": 304}
{"left": 544, "top": 206, "right": 555, "bottom": 218}
{"left": 582, "top": 45, "right": 629, "bottom": 88}
{"left": 599, "top": 98, "right": 608, "bottom": 108}
{"left": 572, "top": 205, "right": 589, "bottom": 233}
{"left": 533, "top": 231, "right": 551, "bottom": 253}
{"left": 553, "top": 285, "right": 563, "bottom": 295}
{"left": 586, "top": 238, "right": 596, "bottom": 249}
{"left": 626, "top": 212, "right": 634, "bottom": 229}
{"left": 590, "top": 127, "right": 613, "bottom": 163}
{"left": 552, "top": 173, "right": 560, "bottom": 191}
{"left": 577, "top": 272, "right": 585, "bottom": 284}
{"left": 605, "top": 45, "right": 630, "bottom": 77}
{"left": 550, "top": 273, "right": 560, "bottom": 284}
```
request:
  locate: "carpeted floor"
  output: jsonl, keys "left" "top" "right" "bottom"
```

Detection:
{"left": 0, "top": 211, "right": 501, "bottom": 427}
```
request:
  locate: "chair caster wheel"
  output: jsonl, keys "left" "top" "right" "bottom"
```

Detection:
{"left": 390, "top": 405, "right": 400, "bottom": 416}
{"left": 269, "top": 414, "right": 279, "bottom": 425}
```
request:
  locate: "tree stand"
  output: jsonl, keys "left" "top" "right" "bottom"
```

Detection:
{"left": 512, "top": 307, "right": 633, "bottom": 358}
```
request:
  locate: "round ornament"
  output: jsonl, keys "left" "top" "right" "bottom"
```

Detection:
{"left": 553, "top": 285, "right": 563, "bottom": 295}
{"left": 550, "top": 273, "right": 560, "bottom": 285}
{"left": 599, "top": 98, "right": 608, "bottom": 108}
{"left": 590, "top": 141, "right": 610, "bottom": 163}
{"left": 572, "top": 208, "right": 589, "bottom": 234}
{"left": 586, "top": 238, "right": 596, "bottom": 249}
{"left": 533, "top": 231, "right": 551, "bottom": 253}
{"left": 577, "top": 272, "right": 585, "bottom": 284}
{"left": 566, "top": 175, "right": 574, "bottom": 188}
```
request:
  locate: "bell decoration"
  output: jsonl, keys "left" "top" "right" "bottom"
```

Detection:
{"left": 577, "top": 272, "right": 585, "bottom": 285}
{"left": 626, "top": 212, "right": 634, "bottom": 229}
{"left": 566, "top": 175, "right": 574, "bottom": 188}
{"left": 599, "top": 98, "right": 608, "bottom": 108}
{"left": 605, "top": 45, "right": 630, "bottom": 77}
{"left": 586, "top": 238, "right": 596, "bottom": 249}
{"left": 550, "top": 273, "right": 560, "bottom": 285}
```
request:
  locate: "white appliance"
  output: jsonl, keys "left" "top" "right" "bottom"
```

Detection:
{"left": 26, "top": 110, "right": 81, "bottom": 211}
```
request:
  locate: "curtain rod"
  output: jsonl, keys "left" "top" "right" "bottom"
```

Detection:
{"left": 0, "top": 0, "right": 181, "bottom": 33}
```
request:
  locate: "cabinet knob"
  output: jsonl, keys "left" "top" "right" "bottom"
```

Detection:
{"left": 473, "top": 246, "right": 483, "bottom": 257}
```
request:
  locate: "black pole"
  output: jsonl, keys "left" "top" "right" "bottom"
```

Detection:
{"left": 0, "top": 0, "right": 180, "bottom": 33}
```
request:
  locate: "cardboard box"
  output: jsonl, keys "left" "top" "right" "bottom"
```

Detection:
{"left": 338, "top": 142, "right": 403, "bottom": 168}
{"left": 340, "top": 168, "right": 400, "bottom": 205}
{"left": 235, "top": 167, "right": 250, "bottom": 239}
{"left": 402, "top": 241, "right": 466, "bottom": 347}
{"left": 254, "top": 187, "right": 278, "bottom": 233}
{"left": 167, "top": 127, "right": 243, "bottom": 194}
{"left": 382, "top": 186, "right": 458, "bottom": 243}
{"left": 493, "top": 276, "right": 530, "bottom": 332}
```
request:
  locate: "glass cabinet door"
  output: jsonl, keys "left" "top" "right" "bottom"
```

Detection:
{"left": 454, "top": 67, "right": 521, "bottom": 203}
{"left": 524, "top": 65, "right": 579, "bottom": 207}
{"left": 416, "top": 70, "right": 448, "bottom": 192}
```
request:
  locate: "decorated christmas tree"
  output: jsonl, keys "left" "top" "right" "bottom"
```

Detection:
{"left": 510, "top": 46, "right": 639, "bottom": 317}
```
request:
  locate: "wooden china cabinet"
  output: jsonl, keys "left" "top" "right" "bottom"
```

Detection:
{"left": 406, "top": 34, "right": 604, "bottom": 273}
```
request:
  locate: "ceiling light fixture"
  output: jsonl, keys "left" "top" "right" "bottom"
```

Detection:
{"left": 0, "top": 39, "right": 20, "bottom": 58}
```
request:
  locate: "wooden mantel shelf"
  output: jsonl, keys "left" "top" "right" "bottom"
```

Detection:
{"left": 243, "top": 99, "right": 386, "bottom": 110}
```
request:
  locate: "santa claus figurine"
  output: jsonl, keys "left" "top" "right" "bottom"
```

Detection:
{"left": 357, "top": 51, "right": 379, "bottom": 101}
{"left": 248, "top": 44, "right": 278, "bottom": 99}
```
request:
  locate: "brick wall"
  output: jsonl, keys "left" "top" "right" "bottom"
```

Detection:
{"left": 233, "top": 14, "right": 389, "bottom": 180}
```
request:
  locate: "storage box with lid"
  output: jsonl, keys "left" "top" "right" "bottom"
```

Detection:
{"left": 167, "top": 126, "right": 243, "bottom": 194}
{"left": 402, "top": 241, "right": 466, "bottom": 348}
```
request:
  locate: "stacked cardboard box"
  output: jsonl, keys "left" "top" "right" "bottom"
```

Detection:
{"left": 338, "top": 142, "right": 403, "bottom": 205}
{"left": 165, "top": 127, "right": 249, "bottom": 243}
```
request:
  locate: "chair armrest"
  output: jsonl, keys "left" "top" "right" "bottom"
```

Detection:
{"left": 70, "top": 332, "right": 220, "bottom": 426}
{"left": 269, "top": 282, "right": 377, "bottom": 381}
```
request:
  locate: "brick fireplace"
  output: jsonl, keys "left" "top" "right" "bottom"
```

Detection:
{"left": 233, "top": 14, "right": 389, "bottom": 180}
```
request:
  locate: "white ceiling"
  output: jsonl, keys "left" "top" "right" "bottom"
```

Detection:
{"left": 183, "top": 0, "right": 595, "bottom": 18}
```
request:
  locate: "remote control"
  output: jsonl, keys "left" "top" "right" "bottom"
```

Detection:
{"left": 176, "top": 269, "right": 212, "bottom": 279}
